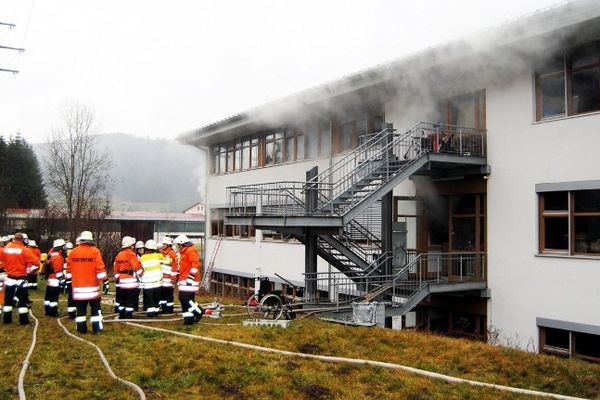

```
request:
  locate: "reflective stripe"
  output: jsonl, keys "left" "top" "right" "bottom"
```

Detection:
{"left": 178, "top": 285, "right": 199, "bottom": 293}
{"left": 96, "top": 272, "right": 107, "bottom": 280}
{"left": 4, "top": 278, "right": 25, "bottom": 286}
{"left": 75, "top": 316, "right": 87, "bottom": 322}
{"left": 190, "top": 268, "right": 198, "bottom": 275}
{"left": 47, "top": 278, "right": 60, "bottom": 287}
{"left": 182, "top": 312, "right": 193, "bottom": 317}
{"left": 67, "top": 307, "right": 77, "bottom": 312}
{"left": 73, "top": 286, "right": 99, "bottom": 293}
{"left": 18, "top": 307, "right": 29, "bottom": 314}
{"left": 73, "top": 291, "right": 100, "bottom": 300}
{"left": 143, "top": 282, "right": 162, "bottom": 289}
{"left": 49, "top": 302, "right": 58, "bottom": 307}
{"left": 44, "top": 301, "right": 50, "bottom": 305}
{"left": 90, "top": 316, "right": 102, "bottom": 322}
{"left": 4, "top": 248, "right": 23, "bottom": 255}
{"left": 3, "top": 306, "right": 13, "bottom": 312}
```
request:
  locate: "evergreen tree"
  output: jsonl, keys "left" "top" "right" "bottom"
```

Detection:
{"left": 4, "top": 134, "right": 47, "bottom": 209}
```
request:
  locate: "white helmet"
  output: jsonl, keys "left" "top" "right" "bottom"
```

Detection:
{"left": 174, "top": 234, "right": 190, "bottom": 245}
{"left": 65, "top": 242, "right": 73, "bottom": 249}
{"left": 79, "top": 231, "right": 94, "bottom": 242}
{"left": 121, "top": 236, "right": 136, "bottom": 248}
{"left": 0, "top": 236, "right": 8, "bottom": 244}
{"left": 145, "top": 239, "right": 158, "bottom": 250}
{"left": 135, "top": 240, "right": 145, "bottom": 249}
{"left": 53, "top": 239, "right": 66, "bottom": 248}
{"left": 7, "top": 234, "right": 15, "bottom": 241}
{"left": 162, "top": 237, "right": 173, "bottom": 246}
{"left": 28, "top": 240, "right": 38, "bottom": 247}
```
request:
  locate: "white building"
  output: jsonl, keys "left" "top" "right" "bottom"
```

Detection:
{"left": 181, "top": 1, "right": 600, "bottom": 361}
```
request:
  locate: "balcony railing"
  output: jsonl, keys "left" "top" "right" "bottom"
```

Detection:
{"left": 304, "top": 252, "right": 486, "bottom": 306}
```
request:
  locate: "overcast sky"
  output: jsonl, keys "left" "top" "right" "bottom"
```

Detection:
{"left": 0, "top": 0, "right": 563, "bottom": 144}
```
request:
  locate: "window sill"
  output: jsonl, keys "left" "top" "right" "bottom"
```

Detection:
{"left": 533, "top": 109, "right": 600, "bottom": 125}
{"left": 535, "top": 253, "right": 600, "bottom": 260}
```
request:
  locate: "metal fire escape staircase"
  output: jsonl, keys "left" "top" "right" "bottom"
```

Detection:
{"left": 227, "top": 122, "right": 488, "bottom": 307}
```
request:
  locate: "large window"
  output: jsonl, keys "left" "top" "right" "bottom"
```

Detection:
{"left": 539, "top": 325, "right": 600, "bottom": 362}
{"left": 535, "top": 41, "right": 600, "bottom": 120}
{"left": 539, "top": 189, "right": 600, "bottom": 255}
{"left": 264, "top": 132, "right": 283, "bottom": 166}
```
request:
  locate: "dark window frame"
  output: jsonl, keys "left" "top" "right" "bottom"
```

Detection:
{"left": 539, "top": 189, "right": 600, "bottom": 256}
{"left": 535, "top": 41, "right": 600, "bottom": 121}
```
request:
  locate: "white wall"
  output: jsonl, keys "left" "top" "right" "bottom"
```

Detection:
{"left": 205, "top": 237, "right": 332, "bottom": 284}
{"left": 486, "top": 70, "right": 600, "bottom": 349}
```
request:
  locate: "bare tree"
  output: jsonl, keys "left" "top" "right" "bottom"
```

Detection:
{"left": 45, "top": 103, "right": 113, "bottom": 239}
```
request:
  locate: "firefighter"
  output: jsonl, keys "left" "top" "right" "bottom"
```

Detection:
{"left": 44, "top": 239, "right": 66, "bottom": 316}
{"left": 0, "top": 233, "right": 39, "bottom": 324}
{"left": 159, "top": 237, "right": 177, "bottom": 313}
{"left": 139, "top": 239, "right": 163, "bottom": 317}
{"left": 113, "top": 236, "right": 143, "bottom": 319}
{"left": 174, "top": 234, "right": 203, "bottom": 324}
{"left": 135, "top": 241, "right": 145, "bottom": 258}
{"left": 66, "top": 231, "right": 107, "bottom": 334}
{"left": 27, "top": 239, "right": 41, "bottom": 291}
{"left": 63, "top": 241, "right": 76, "bottom": 318}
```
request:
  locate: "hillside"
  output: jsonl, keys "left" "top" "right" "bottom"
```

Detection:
{"left": 33, "top": 133, "right": 206, "bottom": 212}
{"left": 2, "top": 288, "right": 599, "bottom": 400}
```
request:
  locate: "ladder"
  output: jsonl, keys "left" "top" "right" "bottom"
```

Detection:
{"left": 200, "top": 235, "right": 223, "bottom": 292}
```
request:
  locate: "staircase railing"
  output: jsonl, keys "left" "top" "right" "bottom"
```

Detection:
{"left": 304, "top": 252, "right": 485, "bottom": 307}
{"left": 227, "top": 122, "right": 486, "bottom": 218}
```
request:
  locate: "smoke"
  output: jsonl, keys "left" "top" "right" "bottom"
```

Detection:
{"left": 231, "top": 0, "right": 591, "bottom": 134}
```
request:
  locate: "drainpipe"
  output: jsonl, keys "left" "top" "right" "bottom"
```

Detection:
{"left": 198, "top": 145, "right": 209, "bottom": 275}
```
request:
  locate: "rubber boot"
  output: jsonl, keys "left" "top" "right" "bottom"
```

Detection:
{"left": 68, "top": 308, "right": 76, "bottom": 319}
{"left": 183, "top": 312, "right": 194, "bottom": 325}
{"left": 44, "top": 301, "right": 51, "bottom": 316}
{"left": 19, "top": 308, "right": 30, "bottom": 325}
{"left": 91, "top": 315, "right": 103, "bottom": 334}
{"left": 76, "top": 317, "right": 88, "bottom": 333}
{"left": 3, "top": 307, "right": 12, "bottom": 324}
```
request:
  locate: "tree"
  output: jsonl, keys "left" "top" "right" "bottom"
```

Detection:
{"left": 45, "top": 103, "right": 113, "bottom": 240}
{"left": 4, "top": 134, "right": 47, "bottom": 209}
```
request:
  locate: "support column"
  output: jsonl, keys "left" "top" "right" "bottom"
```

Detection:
{"left": 305, "top": 166, "right": 319, "bottom": 300}
{"left": 381, "top": 122, "right": 395, "bottom": 276}
{"left": 305, "top": 228, "right": 318, "bottom": 301}
{"left": 382, "top": 191, "right": 393, "bottom": 276}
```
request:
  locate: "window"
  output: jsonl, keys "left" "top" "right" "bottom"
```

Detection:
{"left": 265, "top": 132, "right": 283, "bottom": 165}
{"left": 535, "top": 41, "right": 600, "bottom": 120}
{"left": 539, "top": 189, "right": 600, "bottom": 255}
{"left": 284, "top": 128, "right": 304, "bottom": 162}
{"left": 340, "top": 121, "right": 355, "bottom": 153}
{"left": 540, "top": 325, "right": 600, "bottom": 362}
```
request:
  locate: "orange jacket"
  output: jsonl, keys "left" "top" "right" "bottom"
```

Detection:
{"left": 160, "top": 246, "right": 178, "bottom": 282}
{"left": 29, "top": 247, "right": 42, "bottom": 275}
{"left": 67, "top": 244, "right": 107, "bottom": 301}
{"left": 0, "top": 246, "right": 4, "bottom": 270}
{"left": 0, "top": 241, "right": 39, "bottom": 278}
{"left": 177, "top": 245, "right": 201, "bottom": 293}
{"left": 113, "top": 248, "right": 143, "bottom": 289}
{"left": 47, "top": 248, "right": 65, "bottom": 281}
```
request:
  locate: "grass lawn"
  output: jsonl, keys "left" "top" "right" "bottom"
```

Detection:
{"left": 1, "top": 287, "right": 599, "bottom": 400}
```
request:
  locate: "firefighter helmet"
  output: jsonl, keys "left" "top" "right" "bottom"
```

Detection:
{"left": 121, "top": 236, "right": 136, "bottom": 248}
{"left": 145, "top": 239, "right": 158, "bottom": 250}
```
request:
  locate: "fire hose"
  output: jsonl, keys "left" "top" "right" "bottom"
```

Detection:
{"left": 17, "top": 310, "right": 39, "bottom": 400}
{"left": 119, "top": 321, "right": 588, "bottom": 400}
{"left": 56, "top": 316, "right": 146, "bottom": 400}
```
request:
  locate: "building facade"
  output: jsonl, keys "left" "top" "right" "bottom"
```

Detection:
{"left": 182, "top": 1, "right": 600, "bottom": 361}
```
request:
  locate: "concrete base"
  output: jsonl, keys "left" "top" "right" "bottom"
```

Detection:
{"left": 243, "top": 319, "right": 291, "bottom": 328}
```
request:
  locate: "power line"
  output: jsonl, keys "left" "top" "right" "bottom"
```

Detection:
{"left": 0, "top": 17, "right": 24, "bottom": 74}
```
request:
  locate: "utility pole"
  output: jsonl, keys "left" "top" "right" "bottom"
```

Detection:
{"left": 0, "top": 20, "right": 24, "bottom": 74}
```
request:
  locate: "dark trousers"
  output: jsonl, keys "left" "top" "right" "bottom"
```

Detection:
{"left": 179, "top": 291, "right": 203, "bottom": 325}
{"left": 143, "top": 287, "right": 160, "bottom": 317}
{"left": 159, "top": 286, "right": 174, "bottom": 313}
{"left": 119, "top": 288, "right": 138, "bottom": 319}
{"left": 3, "top": 280, "right": 29, "bottom": 324}
{"left": 27, "top": 273, "right": 38, "bottom": 290}
{"left": 75, "top": 298, "right": 102, "bottom": 333}
{"left": 44, "top": 285, "right": 61, "bottom": 316}
{"left": 114, "top": 285, "right": 122, "bottom": 313}
{"left": 66, "top": 283, "right": 76, "bottom": 319}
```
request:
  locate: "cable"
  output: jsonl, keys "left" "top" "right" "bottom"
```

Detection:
{"left": 17, "top": 310, "right": 39, "bottom": 400}
{"left": 56, "top": 317, "right": 146, "bottom": 400}
{"left": 124, "top": 322, "right": 588, "bottom": 400}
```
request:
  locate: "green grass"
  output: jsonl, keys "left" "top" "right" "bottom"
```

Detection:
{"left": 1, "top": 288, "right": 599, "bottom": 399}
